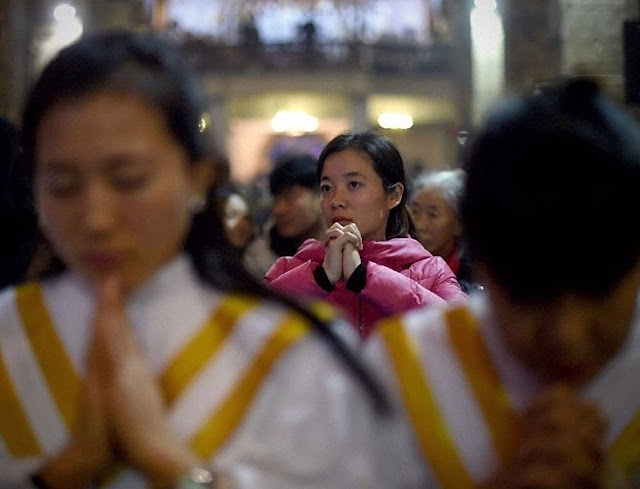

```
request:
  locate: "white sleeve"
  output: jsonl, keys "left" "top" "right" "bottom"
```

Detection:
{"left": 363, "top": 333, "right": 436, "bottom": 489}
{"left": 213, "top": 334, "right": 389, "bottom": 489}
{"left": 0, "top": 448, "right": 43, "bottom": 489}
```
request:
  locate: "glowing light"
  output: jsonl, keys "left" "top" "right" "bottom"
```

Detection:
{"left": 270, "top": 110, "right": 318, "bottom": 135}
{"left": 470, "top": 0, "right": 504, "bottom": 125}
{"left": 51, "top": 3, "right": 83, "bottom": 46}
{"left": 198, "top": 115, "right": 208, "bottom": 133}
{"left": 377, "top": 112, "right": 413, "bottom": 130}
{"left": 53, "top": 4, "right": 76, "bottom": 22}
{"left": 474, "top": 0, "right": 497, "bottom": 11}
{"left": 37, "top": 3, "right": 83, "bottom": 71}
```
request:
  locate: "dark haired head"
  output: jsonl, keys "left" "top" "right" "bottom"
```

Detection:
{"left": 269, "top": 153, "right": 318, "bottom": 196}
{"left": 20, "top": 31, "right": 388, "bottom": 412}
{"left": 22, "top": 30, "right": 210, "bottom": 169}
{"left": 21, "top": 29, "right": 213, "bottom": 280}
{"left": 317, "top": 131, "right": 412, "bottom": 239}
{"left": 463, "top": 77, "right": 640, "bottom": 303}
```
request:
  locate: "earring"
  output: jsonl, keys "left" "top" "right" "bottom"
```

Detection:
{"left": 188, "top": 194, "right": 206, "bottom": 214}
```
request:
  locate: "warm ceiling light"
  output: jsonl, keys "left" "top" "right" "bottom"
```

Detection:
{"left": 270, "top": 110, "right": 318, "bottom": 135}
{"left": 53, "top": 3, "right": 76, "bottom": 22}
{"left": 475, "top": 0, "right": 498, "bottom": 11}
{"left": 377, "top": 112, "right": 414, "bottom": 130}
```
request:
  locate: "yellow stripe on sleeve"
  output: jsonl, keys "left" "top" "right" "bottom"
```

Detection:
{"left": 610, "top": 407, "right": 640, "bottom": 479}
{"left": 189, "top": 311, "right": 310, "bottom": 459}
{"left": 445, "top": 307, "right": 517, "bottom": 461}
{"left": 379, "top": 317, "right": 475, "bottom": 489}
{"left": 160, "top": 295, "right": 260, "bottom": 405}
{"left": 308, "top": 300, "right": 338, "bottom": 323}
{"left": 0, "top": 348, "right": 41, "bottom": 456}
{"left": 15, "top": 283, "right": 81, "bottom": 430}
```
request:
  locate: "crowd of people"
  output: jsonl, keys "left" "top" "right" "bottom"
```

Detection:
{"left": 1, "top": 29, "right": 639, "bottom": 489}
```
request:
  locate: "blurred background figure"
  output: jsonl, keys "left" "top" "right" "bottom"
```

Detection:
{"left": 239, "top": 12, "right": 262, "bottom": 63}
{"left": 410, "top": 169, "right": 464, "bottom": 267}
{"left": 266, "top": 131, "right": 466, "bottom": 339}
{"left": 409, "top": 168, "right": 475, "bottom": 292}
{"left": 244, "top": 153, "right": 325, "bottom": 278}
{"left": 214, "top": 185, "right": 257, "bottom": 256}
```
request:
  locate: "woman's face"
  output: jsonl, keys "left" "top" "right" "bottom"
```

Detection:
{"left": 320, "top": 149, "right": 402, "bottom": 242}
{"left": 410, "top": 188, "right": 462, "bottom": 258}
{"left": 223, "top": 193, "right": 254, "bottom": 250}
{"left": 35, "top": 90, "right": 207, "bottom": 291}
{"left": 486, "top": 260, "right": 640, "bottom": 387}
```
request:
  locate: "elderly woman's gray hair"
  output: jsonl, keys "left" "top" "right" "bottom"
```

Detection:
{"left": 411, "top": 169, "right": 466, "bottom": 218}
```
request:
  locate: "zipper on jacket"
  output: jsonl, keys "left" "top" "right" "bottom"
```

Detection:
{"left": 358, "top": 299, "right": 363, "bottom": 338}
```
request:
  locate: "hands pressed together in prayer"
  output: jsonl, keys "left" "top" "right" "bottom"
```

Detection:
{"left": 37, "top": 277, "right": 201, "bottom": 489}
{"left": 322, "top": 222, "right": 363, "bottom": 286}
{"left": 484, "top": 384, "right": 610, "bottom": 489}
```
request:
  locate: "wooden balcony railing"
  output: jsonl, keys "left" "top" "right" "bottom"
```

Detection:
{"left": 180, "top": 38, "right": 454, "bottom": 75}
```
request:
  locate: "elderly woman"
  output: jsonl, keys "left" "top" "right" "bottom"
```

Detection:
{"left": 409, "top": 169, "right": 477, "bottom": 293}
{"left": 409, "top": 169, "right": 466, "bottom": 272}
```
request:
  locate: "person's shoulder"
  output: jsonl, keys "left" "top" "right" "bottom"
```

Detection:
{"left": 224, "top": 292, "right": 314, "bottom": 334}
{"left": 375, "top": 300, "right": 452, "bottom": 340}
{"left": 367, "top": 299, "right": 484, "bottom": 357}
{"left": 409, "top": 252, "right": 457, "bottom": 282}
{"left": 365, "top": 237, "right": 430, "bottom": 268}
{"left": 294, "top": 238, "right": 324, "bottom": 258}
{"left": 231, "top": 294, "right": 362, "bottom": 376}
{"left": 0, "top": 279, "right": 54, "bottom": 334}
{"left": 245, "top": 235, "right": 276, "bottom": 263}
{"left": 0, "top": 282, "right": 18, "bottom": 317}
{"left": 244, "top": 236, "right": 278, "bottom": 277}
{"left": 264, "top": 240, "right": 324, "bottom": 279}
{"left": 406, "top": 246, "right": 464, "bottom": 284}
{"left": 245, "top": 235, "right": 270, "bottom": 254}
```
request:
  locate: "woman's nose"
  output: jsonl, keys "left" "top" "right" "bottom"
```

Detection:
{"left": 83, "top": 183, "right": 116, "bottom": 233}
{"left": 331, "top": 189, "right": 346, "bottom": 208}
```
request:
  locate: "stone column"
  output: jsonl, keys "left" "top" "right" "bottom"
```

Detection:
{"left": 560, "top": 0, "right": 637, "bottom": 98}
{"left": 450, "top": 0, "right": 474, "bottom": 131}
{"left": 208, "top": 95, "right": 229, "bottom": 158}
{"left": 350, "top": 93, "right": 368, "bottom": 132}
{"left": 501, "top": 0, "right": 562, "bottom": 94}
{"left": 0, "top": 0, "right": 33, "bottom": 122}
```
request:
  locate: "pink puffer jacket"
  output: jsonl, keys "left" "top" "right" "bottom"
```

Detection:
{"left": 265, "top": 237, "right": 467, "bottom": 338}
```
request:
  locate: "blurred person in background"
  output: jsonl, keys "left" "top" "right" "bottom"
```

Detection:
{"left": 0, "top": 30, "right": 396, "bottom": 489}
{"left": 409, "top": 169, "right": 476, "bottom": 292}
{"left": 244, "top": 153, "right": 325, "bottom": 278}
{"left": 213, "top": 185, "right": 256, "bottom": 257}
{"left": 266, "top": 131, "right": 466, "bottom": 339}
{"left": 365, "top": 78, "right": 640, "bottom": 489}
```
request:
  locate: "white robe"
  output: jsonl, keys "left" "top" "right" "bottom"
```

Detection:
{"left": 0, "top": 255, "right": 388, "bottom": 489}
{"left": 364, "top": 292, "right": 640, "bottom": 489}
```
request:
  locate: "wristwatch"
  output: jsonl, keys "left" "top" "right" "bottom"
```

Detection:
{"left": 175, "top": 467, "right": 215, "bottom": 489}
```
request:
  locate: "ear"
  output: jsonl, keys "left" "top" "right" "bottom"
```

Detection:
{"left": 386, "top": 182, "right": 404, "bottom": 210}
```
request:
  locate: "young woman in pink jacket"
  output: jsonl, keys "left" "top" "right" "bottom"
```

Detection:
{"left": 265, "top": 131, "right": 467, "bottom": 338}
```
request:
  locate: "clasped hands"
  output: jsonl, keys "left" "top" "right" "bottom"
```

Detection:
{"left": 38, "top": 276, "right": 200, "bottom": 489}
{"left": 322, "top": 222, "right": 363, "bottom": 285}
{"left": 484, "top": 384, "right": 610, "bottom": 489}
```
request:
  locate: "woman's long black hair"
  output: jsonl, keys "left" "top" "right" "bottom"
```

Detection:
{"left": 21, "top": 30, "right": 388, "bottom": 413}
